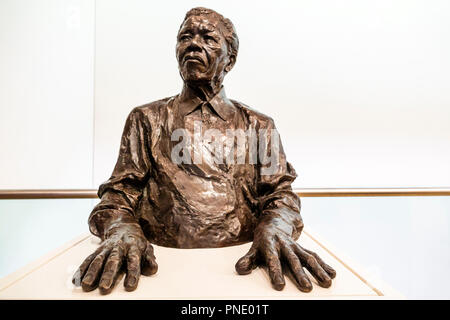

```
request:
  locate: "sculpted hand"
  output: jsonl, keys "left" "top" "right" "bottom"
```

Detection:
{"left": 235, "top": 218, "right": 336, "bottom": 292}
{"left": 72, "top": 223, "right": 158, "bottom": 294}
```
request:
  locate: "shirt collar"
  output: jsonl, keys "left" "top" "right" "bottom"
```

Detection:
{"left": 177, "top": 86, "right": 236, "bottom": 121}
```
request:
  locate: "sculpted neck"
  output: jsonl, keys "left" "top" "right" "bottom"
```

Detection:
{"left": 181, "top": 80, "right": 223, "bottom": 102}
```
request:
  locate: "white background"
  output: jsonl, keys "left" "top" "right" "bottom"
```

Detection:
{"left": 93, "top": 0, "right": 450, "bottom": 189}
{"left": 0, "top": 0, "right": 94, "bottom": 189}
{"left": 0, "top": 0, "right": 449, "bottom": 189}
{"left": 1, "top": 0, "right": 450, "bottom": 299}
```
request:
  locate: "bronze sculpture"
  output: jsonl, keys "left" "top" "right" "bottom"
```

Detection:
{"left": 72, "top": 7, "right": 336, "bottom": 295}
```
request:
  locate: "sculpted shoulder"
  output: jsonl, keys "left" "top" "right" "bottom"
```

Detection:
{"left": 123, "top": 96, "right": 177, "bottom": 127}
{"left": 131, "top": 96, "right": 174, "bottom": 118}
{"left": 230, "top": 99, "right": 276, "bottom": 128}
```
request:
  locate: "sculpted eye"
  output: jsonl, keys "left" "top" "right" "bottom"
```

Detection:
{"left": 204, "top": 35, "right": 217, "bottom": 44}
{"left": 180, "top": 34, "right": 191, "bottom": 41}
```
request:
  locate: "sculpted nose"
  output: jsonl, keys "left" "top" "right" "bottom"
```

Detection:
{"left": 187, "top": 35, "right": 202, "bottom": 51}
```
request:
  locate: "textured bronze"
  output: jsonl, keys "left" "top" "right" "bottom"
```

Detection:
{"left": 73, "top": 7, "right": 335, "bottom": 294}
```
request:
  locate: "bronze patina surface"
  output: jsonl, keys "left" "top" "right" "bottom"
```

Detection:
{"left": 73, "top": 7, "right": 335, "bottom": 294}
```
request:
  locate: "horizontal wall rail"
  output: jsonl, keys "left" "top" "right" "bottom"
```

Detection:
{"left": 0, "top": 189, "right": 97, "bottom": 199}
{"left": 296, "top": 187, "right": 450, "bottom": 197}
{"left": 0, "top": 188, "right": 449, "bottom": 199}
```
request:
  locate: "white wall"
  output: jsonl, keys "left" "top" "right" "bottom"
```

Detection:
{"left": 93, "top": 0, "right": 450, "bottom": 188}
{"left": 0, "top": 0, "right": 94, "bottom": 189}
{"left": 0, "top": 0, "right": 449, "bottom": 189}
{"left": 302, "top": 196, "right": 450, "bottom": 299}
{"left": 1, "top": 0, "right": 450, "bottom": 298}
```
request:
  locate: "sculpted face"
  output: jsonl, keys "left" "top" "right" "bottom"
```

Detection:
{"left": 176, "top": 15, "right": 233, "bottom": 84}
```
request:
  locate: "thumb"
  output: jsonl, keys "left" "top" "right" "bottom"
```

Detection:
{"left": 141, "top": 243, "right": 158, "bottom": 276}
{"left": 235, "top": 246, "right": 258, "bottom": 275}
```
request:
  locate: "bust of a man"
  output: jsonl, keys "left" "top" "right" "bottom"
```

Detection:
{"left": 73, "top": 7, "right": 335, "bottom": 294}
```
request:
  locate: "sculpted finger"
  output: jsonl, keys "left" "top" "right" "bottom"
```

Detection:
{"left": 235, "top": 246, "right": 258, "bottom": 275}
{"left": 294, "top": 245, "right": 332, "bottom": 288}
{"left": 280, "top": 244, "right": 312, "bottom": 292}
{"left": 72, "top": 249, "right": 100, "bottom": 286}
{"left": 81, "top": 249, "right": 109, "bottom": 292}
{"left": 303, "top": 248, "right": 336, "bottom": 279}
{"left": 124, "top": 246, "right": 141, "bottom": 292}
{"left": 142, "top": 243, "right": 158, "bottom": 276}
{"left": 262, "top": 246, "right": 285, "bottom": 291}
{"left": 99, "top": 246, "right": 124, "bottom": 295}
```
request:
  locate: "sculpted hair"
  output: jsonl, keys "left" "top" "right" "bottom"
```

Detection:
{"left": 180, "top": 7, "right": 239, "bottom": 60}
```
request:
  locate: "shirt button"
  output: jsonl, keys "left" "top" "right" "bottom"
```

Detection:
{"left": 204, "top": 113, "right": 211, "bottom": 124}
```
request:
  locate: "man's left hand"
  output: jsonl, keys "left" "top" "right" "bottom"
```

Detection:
{"left": 235, "top": 220, "right": 336, "bottom": 292}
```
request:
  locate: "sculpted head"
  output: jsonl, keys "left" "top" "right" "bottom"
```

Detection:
{"left": 176, "top": 7, "right": 239, "bottom": 87}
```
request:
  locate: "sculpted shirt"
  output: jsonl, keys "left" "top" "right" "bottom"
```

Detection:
{"left": 89, "top": 87, "right": 303, "bottom": 248}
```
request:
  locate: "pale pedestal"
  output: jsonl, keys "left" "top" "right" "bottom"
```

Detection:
{"left": 0, "top": 229, "right": 403, "bottom": 299}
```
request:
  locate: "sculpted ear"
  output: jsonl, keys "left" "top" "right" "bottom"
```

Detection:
{"left": 225, "top": 54, "right": 236, "bottom": 73}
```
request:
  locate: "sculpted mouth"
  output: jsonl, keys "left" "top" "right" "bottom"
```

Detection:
{"left": 183, "top": 55, "right": 205, "bottom": 65}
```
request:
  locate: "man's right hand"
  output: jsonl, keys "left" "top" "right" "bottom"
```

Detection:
{"left": 72, "top": 222, "right": 158, "bottom": 294}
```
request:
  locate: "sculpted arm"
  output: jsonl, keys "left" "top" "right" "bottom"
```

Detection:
{"left": 73, "top": 108, "right": 158, "bottom": 294}
{"left": 235, "top": 118, "right": 336, "bottom": 292}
